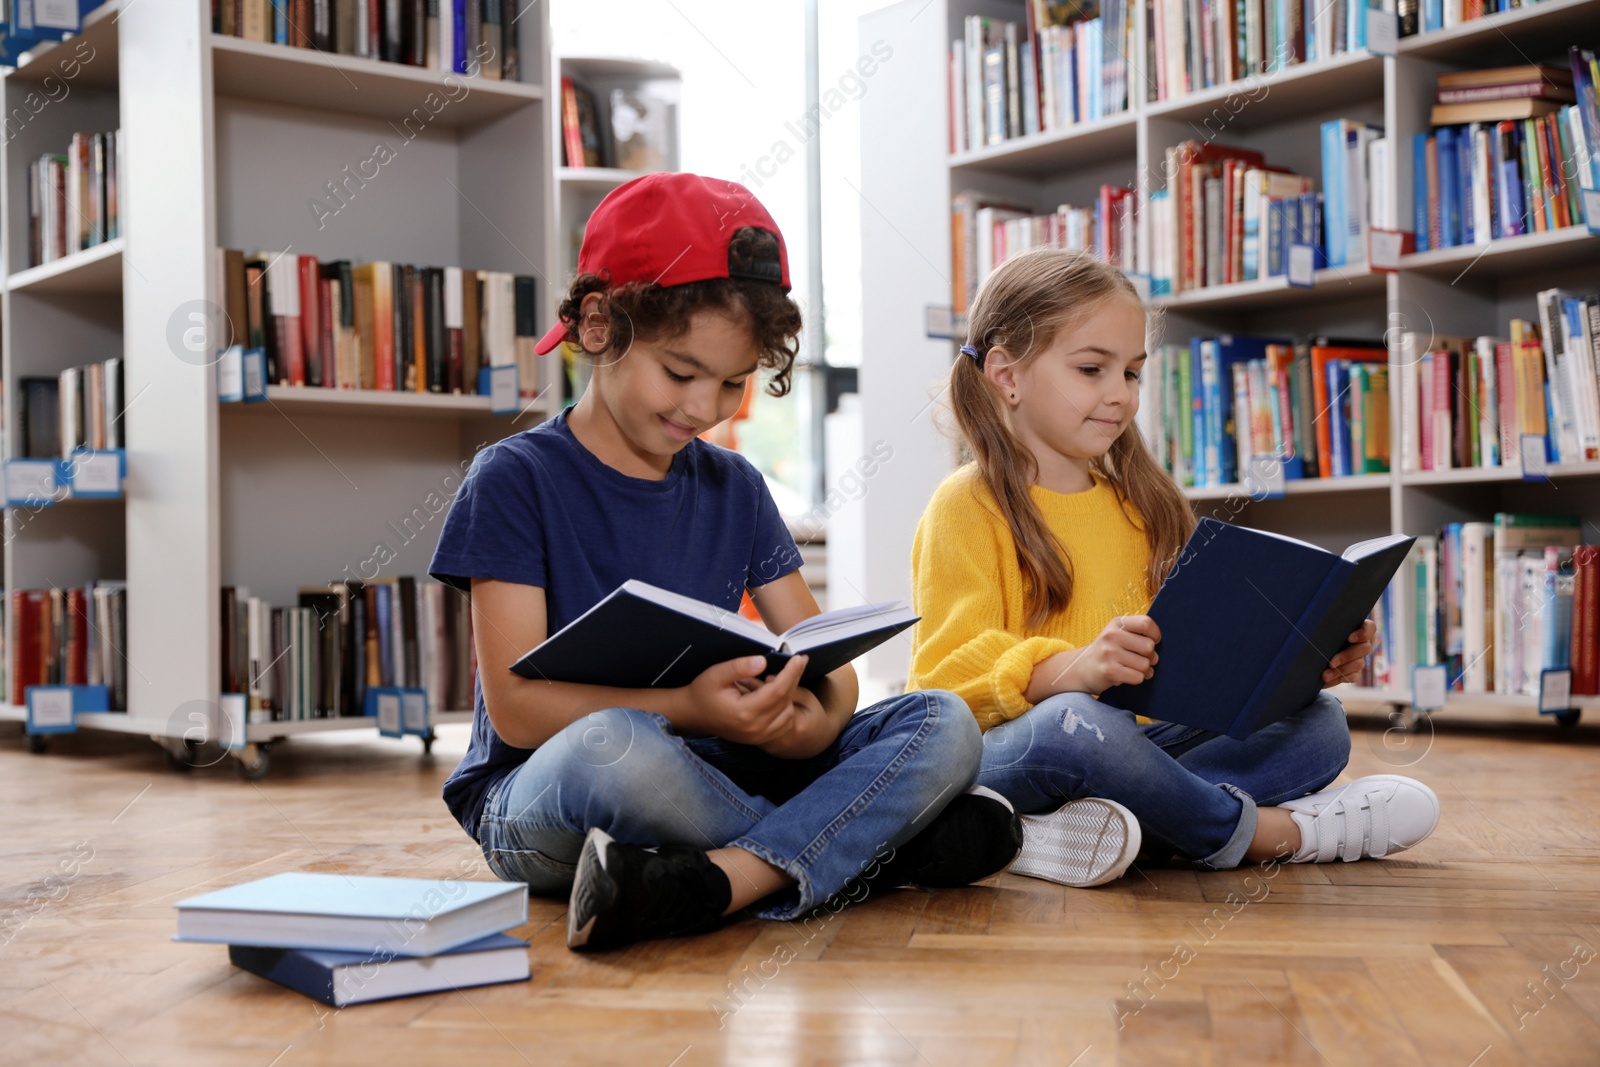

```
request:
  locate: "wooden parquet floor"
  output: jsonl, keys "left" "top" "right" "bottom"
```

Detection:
{"left": 2, "top": 715, "right": 1599, "bottom": 1067}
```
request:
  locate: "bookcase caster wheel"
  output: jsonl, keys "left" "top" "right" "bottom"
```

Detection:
{"left": 235, "top": 744, "right": 271, "bottom": 781}
{"left": 26, "top": 734, "right": 49, "bottom": 754}
{"left": 422, "top": 730, "right": 435, "bottom": 756}
{"left": 164, "top": 738, "right": 202, "bottom": 772}
{"left": 1555, "top": 710, "right": 1582, "bottom": 728}
{"left": 1389, "top": 706, "right": 1425, "bottom": 734}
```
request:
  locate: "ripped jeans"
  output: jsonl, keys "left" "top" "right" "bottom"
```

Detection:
{"left": 975, "top": 691, "right": 1351, "bottom": 869}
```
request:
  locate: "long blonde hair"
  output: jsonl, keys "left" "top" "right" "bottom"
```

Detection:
{"left": 950, "top": 248, "right": 1194, "bottom": 629}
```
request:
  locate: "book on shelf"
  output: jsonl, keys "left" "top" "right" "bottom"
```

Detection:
{"left": 9, "top": 583, "right": 127, "bottom": 710}
{"left": 27, "top": 128, "right": 119, "bottom": 269}
{"left": 217, "top": 249, "right": 542, "bottom": 399}
{"left": 1099, "top": 519, "right": 1416, "bottom": 738}
{"left": 17, "top": 359, "right": 124, "bottom": 459}
{"left": 1321, "top": 119, "right": 1382, "bottom": 269}
{"left": 174, "top": 872, "right": 528, "bottom": 956}
{"left": 948, "top": 185, "right": 1137, "bottom": 309}
{"left": 949, "top": 1, "right": 1133, "bottom": 155}
{"left": 220, "top": 576, "right": 474, "bottom": 723}
{"left": 228, "top": 932, "right": 531, "bottom": 1007}
{"left": 211, "top": 0, "right": 520, "bottom": 80}
{"left": 560, "top": 76, "right": 606, "bottom": 168}
{"left": 511, "top": 579, "right": 918, "bottom": 690}
{"left": 1417, "top": 0, "right": 1575, "bottom": 37}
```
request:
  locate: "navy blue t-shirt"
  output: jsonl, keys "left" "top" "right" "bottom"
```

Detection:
{"left": 429, "top": 410, "right": 801, "bottom": 838}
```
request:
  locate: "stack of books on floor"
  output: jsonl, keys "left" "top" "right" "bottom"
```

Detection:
{"left": 9, "top": 583, "right": 128, "bottom": 710}
{"left": 221, "top": 576, "right": 475, "bottom": 723}
{"left": 1414, "top": 59, "right": 1596, "bottom": 249}
{"left": 1367, "top": 515, "right": 1589, "bottom": 695}
{"left": 175, "top": 873, "right": 530, "bottom": 1007}
{"left": 1397, "top": 289, "right": 1600, "bottom": 472}
{"left": 1137, "top": 335, "right": 1388, "bottom": 488}
{"left": 949, "top": 1, "right": 1133, "bottom": 153}
{"left": 28, "top": 127, "right": 120, "bottom": 268}
{"left": 210, "top": 1, "right": 521, "bottom": 81}
{"left": 217, "top": 250, "right": 542, "bottom": 398}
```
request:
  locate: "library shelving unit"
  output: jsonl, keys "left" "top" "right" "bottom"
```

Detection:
{"left": 550, "top": 55, "right": 680, "bottom": 282}
{"left": 3, "top": 2, "right": 561, "bottom": 777}
{"left": 854, "top": 0, "right": 1600, "bottom": 729}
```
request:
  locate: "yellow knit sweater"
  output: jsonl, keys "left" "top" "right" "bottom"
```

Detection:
{"left": 907, "top": 465, "right": 1154, "bottom": 730}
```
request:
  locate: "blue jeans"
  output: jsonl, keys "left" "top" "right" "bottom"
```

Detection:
{"left": 474, "top": 691, "right": 981, "bottom": 920}
{"left": 977, "top": 691, "right": 1350, "bottom": 869}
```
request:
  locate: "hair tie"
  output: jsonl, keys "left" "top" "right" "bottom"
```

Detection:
{"left": 960, "top": 344, "right": 984, "bottom": 368}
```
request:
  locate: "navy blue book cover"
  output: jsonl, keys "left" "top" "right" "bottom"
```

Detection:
{"left": 1100, "top": 519, "right": 1414, "bottom": 738}
{"left": 229, "top": 933, "right": 529, "bottom": 1007}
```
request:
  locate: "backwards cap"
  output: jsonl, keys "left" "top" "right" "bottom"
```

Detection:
{"left": 535, "top": 172, "right": 791, "bottom": 355}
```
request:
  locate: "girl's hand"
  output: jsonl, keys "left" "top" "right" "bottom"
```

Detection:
{"left": 1064, "top": 615, "right": 1161, "bottom": 695}
{"left": 679, "top": 653, "right": 807, "bottom": 746}
{"left": 1323, "top": 618, "right": 1376, "bottom": 687}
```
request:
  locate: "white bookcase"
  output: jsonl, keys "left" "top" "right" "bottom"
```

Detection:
{"left": 2, "top": 0, "right": 561, "bottom": 775}
{"left": 854, "top": 0, "right": 1600, "bottom": 728}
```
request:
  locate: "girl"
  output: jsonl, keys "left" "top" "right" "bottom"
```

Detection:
{"left": 907, "top": 248, "right": 1439, "bottom": 887}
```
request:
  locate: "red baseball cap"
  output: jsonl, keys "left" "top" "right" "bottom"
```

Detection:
{"left": 535, "top": 172, "right": 790, "bottom": 355}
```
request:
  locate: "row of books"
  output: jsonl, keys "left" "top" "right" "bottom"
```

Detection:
{"left": 950, "top": 186, "right": 1136, "bottom": 310}
{"left": 220, "top": 577, "right": 475, "bottom": 723}
{"left": 217, "top": 250, "right": 541, "bottom": 397}
{"left": 1413, "top": 60, "right": 1599, "bottom": 249}
{"left": 1146, "top": 0, "right": 1378, "bottom": 103}
{"left": 1397, "top": 292, "right": 1599, "bottom": 471}
{"left": 176, "top": 872, "right": 529, "bottom": 1007}
{"left": 559, "top": 78, "right": 673, "bottom": 173}
{"left": 1370, "top": 515, "right": 1596, "bottom": 696}
{"left": 7, "top": 583, "right": 128, "bottom": 711}
{"left": 28, "top": 129, "right": 120, "bottom": 268}
{"left": 16, "top": 359, "right": 124, "bottom": 461}
{"left": 210, "top": 0, "right": 520, "bottom": 81}
{"left": 1415, "top": 0, "right": 1569, "bottom": 36}
{"left": 949, "top": 3, "right": 1133, "bottom": 153}
{"left": 1137, "top": 336, "right": 1389, "bottom": 488}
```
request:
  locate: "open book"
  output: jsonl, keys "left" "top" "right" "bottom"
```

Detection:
{"left": 511, "top": 579, "right": 918, "bottom": 690}
{"left": 1099, "top": 519, "right": 1416, "bottom": 737}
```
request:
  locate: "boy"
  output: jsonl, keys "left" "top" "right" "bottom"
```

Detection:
{"left": 430, "top": 173, "right": 1021, "bottom": 951}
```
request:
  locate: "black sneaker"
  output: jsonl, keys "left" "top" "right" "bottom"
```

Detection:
{"left": 869, "top": 786, "right": 1023, "bottom": 889}
{"left": 566, "top": 828, "right": 733, "bottom": 951}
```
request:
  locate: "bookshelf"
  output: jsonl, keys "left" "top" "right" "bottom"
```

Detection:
{"left": 853, "top": 0, "right": 1600, "bottom": 730}
{"left": 2, "top": 1, "right": 560, "bottom": 774}
{"left": 551, "top": 54, "right": 680, "bottom": 282}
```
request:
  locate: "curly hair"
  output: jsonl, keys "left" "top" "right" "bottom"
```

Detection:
{"left": 553, "top": 227, "right": 803, "bottom": 396}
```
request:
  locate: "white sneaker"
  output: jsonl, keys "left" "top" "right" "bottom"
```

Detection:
{"left": 1279, "top": 774, "right": 1440, "bottom": 863}
{"left": 1008, "top": 797, "right": 1141, "bottom": 887}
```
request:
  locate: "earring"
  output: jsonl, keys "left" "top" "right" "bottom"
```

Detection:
{"left": 1009, "top": 392, "right": 1016, "bottom": 399}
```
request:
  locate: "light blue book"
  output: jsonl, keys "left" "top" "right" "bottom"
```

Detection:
{"left": 1321, "top": 121, "right": 1348, "bottom": 267}
{"left": 175, "top": 872, "right": 527, "bottom": 957}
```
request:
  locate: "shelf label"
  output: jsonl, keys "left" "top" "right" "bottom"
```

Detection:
{"left": 218, "top": 694, "right": 248, "bottom": 750}
{"left": 27, "top": 688, "right": 76, "bottom": 734}
{"left": 372, "top": 690, "right": 403, "bottom": 738}
{"left": 1243, "top": 454, "right": 1288, "bottom": 498}
{"left": 1368, "top": 229, "right": 1405, "bottom": 272}
{"left": 1366, "top": 9, "right": 1399, "bottom": 56}
{"left": 1539, "top": 669, "right": 1573, "bottom": 714}
{"left": 480, "top": 365, "right": 519, "bottom": 414}
{"left": 5, "top": 460, "right": 59, "bottom": 508}
{"left": 924, "top": 305, "right": 959, "bottom": 340}
{"left": 1287, "top": 244, "right": 1316, "bottom": 288}
{"left": 1520, "top": 433, "right": 1550, "bottom": 481}
{"left": 66, "top": 451, "right": 123, "bottom": 498}
{"left": 218, "top": 346, "right": 245, "bottom": 403}
{"left": 1411, "top": 664, "right": 1447, "bottom": 711}
{"left": 1583, "top": 189, "right": 1600, "bottom": 235}
{"left": 243, "top": 348, "right": 268, "bottom": 403}
{"left": 402, "top": 688, "right": 430, "bottom": 735}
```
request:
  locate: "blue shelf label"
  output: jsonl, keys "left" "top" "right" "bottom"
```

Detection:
{"left": 5, "top": 459, "right": 59, "bottom": 508}
{"left": 61, "top": 449, "right": 125, "bottom": 499}
{"left": 26, "top": 685, "right": 109, "bottom": 734}
{"left": 479, "top": 365, "right": 519, "bottom": 414}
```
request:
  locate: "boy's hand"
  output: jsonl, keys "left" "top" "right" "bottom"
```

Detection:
{"left": 1065, "top": 615, "right": 1161, "bottom": 694}
{"left": 1323, "top": 618, "right": 1376, "bottom": 687}
{"left": 756, "top": 686, "right": 837, "bottom": 760}
{"left": 680, "top": 653, "right": 808, "bottom": 746}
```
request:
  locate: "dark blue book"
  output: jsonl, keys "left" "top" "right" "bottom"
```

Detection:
{"left": 1327, "top": 359, "right": 1352, "bottom": 478}
{"left": 511, "top": 579, "right": 916, "bottom": 690}
{"left": 1457, "top": 127, "right": 1475, "bottom": 245}
{"left": 1101, "top": 520, "right": 1415, "bottom": 738}
{"left": 1437, "top": 126, "right": 1459, "bottom": 247}
{"left": 229, "top": 933, "right": 530, "bottom": 1007}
